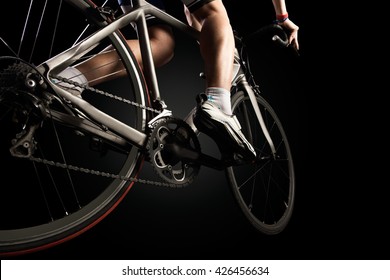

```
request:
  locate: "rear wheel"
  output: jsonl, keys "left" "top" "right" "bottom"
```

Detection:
{"left": 0, "top": 0, "right": 148, "bottom": 255}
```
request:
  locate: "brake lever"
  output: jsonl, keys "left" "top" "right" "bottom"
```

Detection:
{"left": 272, "top": 34, "right": 300, "bottom": 56}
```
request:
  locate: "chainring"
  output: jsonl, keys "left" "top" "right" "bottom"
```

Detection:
{"left": 147, "top": 117, "right": 201, "bottom": 186}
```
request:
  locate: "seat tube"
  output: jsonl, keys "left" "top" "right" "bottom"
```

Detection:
{"left": 135, "top": 1, "right": 161, "bottom": 101}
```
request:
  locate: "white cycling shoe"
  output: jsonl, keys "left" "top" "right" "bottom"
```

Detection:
{"left": 193, "top": 94, "right": 256, "bottom": 162}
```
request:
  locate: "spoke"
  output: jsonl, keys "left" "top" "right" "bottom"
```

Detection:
{"left": 248, "top": 169, "right": 256, "bottom": 211}
{"left": 237, "top": 159, "right": 271, "bottom": 190}
{"left": 263, "top": 161, "right": 275, "bottom": 223}
{"left": 18, "top": 0, "right": 34, "bottom": 57}
{"left": 73, "top": 24, "right": 91, "bottom": 46}
{"left": 0, "top": 37, "right": 18, "bottom": 57}
{"left": 273, "top": 157, "right": 291, "bottom": 180}
{"left": 49, "top": 0, "right": 63, "bottom": 59}
{"left": 269, "top": 160, "right": 292, "bottom": 202}
{"left": 48, "top": 112, "right": 82, "bottom": 210}
{"left": 72, "top": 0, "right": 110, "bottom": 46}
{"left": 32, "top": 160, "right": 54, "bottom": 221}
{"left": 29, "top": 0, "right": 49, "bottom": 63}
{"left": 37, "top": 146, "right": 69, "bottom": 216}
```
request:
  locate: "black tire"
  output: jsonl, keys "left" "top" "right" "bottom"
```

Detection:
{"left": 226, "top": 90, "right": 295, "bottom": 234}
{"left": 0, "top": 0, "right": 148, "bottom": 255}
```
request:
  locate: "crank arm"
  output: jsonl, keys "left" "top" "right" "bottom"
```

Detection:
{"left": 164, "top": 143, "right": 226, "bottom": 170}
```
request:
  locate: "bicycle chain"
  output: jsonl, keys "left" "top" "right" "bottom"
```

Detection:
{"left": 29, "top": 156, "right": 185, "bottom": 188}
{"left": 50, "top": 75, "right": 162, "bottom": 114}
{"left": 27, "top": 75, "right": 189, "bottom": 188}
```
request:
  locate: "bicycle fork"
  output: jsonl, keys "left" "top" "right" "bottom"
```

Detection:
{"left": 233, "top": 73, "right": 277, "bottom": 157}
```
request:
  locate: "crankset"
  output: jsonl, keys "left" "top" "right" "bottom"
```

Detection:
{"left": 146, "top": 117, "right": 202, "bottom": 186}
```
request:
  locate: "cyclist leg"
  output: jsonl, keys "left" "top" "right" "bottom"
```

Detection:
{"left": 183, "top": 0, "right": 234, "bottom": 115}
{"left": 113, "top": 0, "right": 175, "bottom": 70}
{"left": 76, "top": 25, "right": 174, "bottom": 86}
{"left": 58, "top": 0, "right": 175, "bottom": 88}
{"left": 184, "top": 0, "right": 256, "bottom": 160}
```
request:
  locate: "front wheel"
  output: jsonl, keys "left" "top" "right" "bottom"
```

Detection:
{"left": 226, "top": 90, "right": 295, "bottom": 235}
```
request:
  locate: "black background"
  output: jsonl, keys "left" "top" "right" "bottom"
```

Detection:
{"left": 2, "top": 0, "right": 387, "bottom": 260}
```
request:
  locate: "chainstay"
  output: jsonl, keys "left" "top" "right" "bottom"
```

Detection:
{"left": 50, "top": 75, "right": 162, "bottom": 114}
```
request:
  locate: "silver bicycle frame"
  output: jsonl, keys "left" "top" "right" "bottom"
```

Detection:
{"left": 39, "top": 0, "right": 276, "bottom": 155}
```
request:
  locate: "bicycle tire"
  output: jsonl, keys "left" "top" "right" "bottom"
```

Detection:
{"left": 0, "top": 0, "right": 148, "bottom": 256}
{"left": 226, "top": 90, "right": 295, "bottom": 235}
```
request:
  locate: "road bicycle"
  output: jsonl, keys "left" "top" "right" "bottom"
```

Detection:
{"left": 0, "top": 0, "right": 296, "bottom": 256}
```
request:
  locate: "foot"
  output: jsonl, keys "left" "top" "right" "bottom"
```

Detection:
{"left": 193, "top": 94, "right": 256, "bottom": 162}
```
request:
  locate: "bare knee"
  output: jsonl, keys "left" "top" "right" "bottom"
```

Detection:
{"left": 190, "top": 0, "right": 230, "bottom": 26}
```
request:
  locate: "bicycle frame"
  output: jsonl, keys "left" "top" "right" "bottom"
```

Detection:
{"left": 41, "top": 0, "right": 277, "bottom": 156}
{"left": 0, "top": 1, "right": 296, "bottom": 254}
